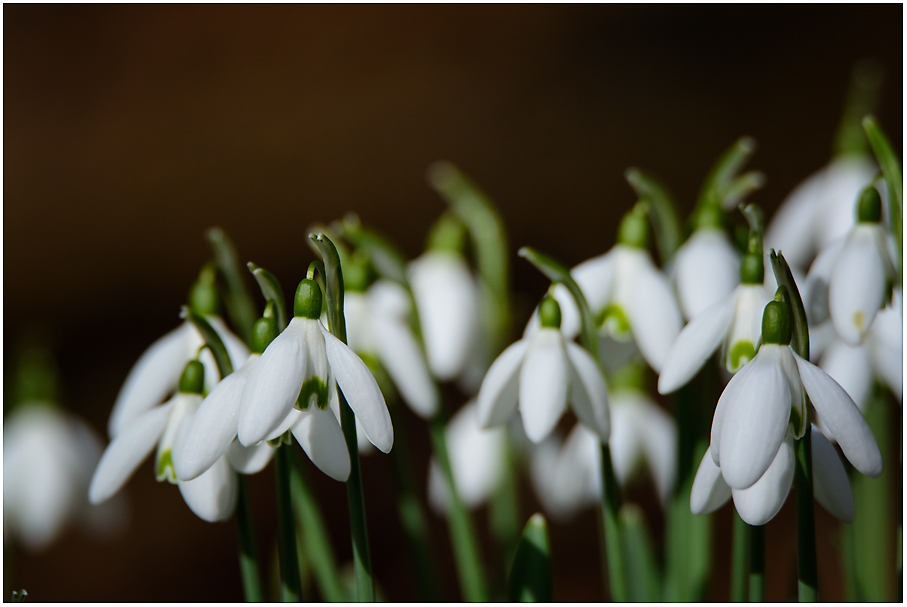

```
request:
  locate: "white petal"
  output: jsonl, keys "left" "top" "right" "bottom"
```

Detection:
{"left": 237, "top": 319, "right": 306, "bottom": 446}
{"left": 732, "top": 437, "right": 795, "bottom": 526}
{"left": 673, "top": 229, "right": 741, "bottom": 321}
{"left": 793, "top": 352, "right": 882, "bottom": 477}
{"left": 89, "top": 403, "right": 172, "bottom": 504}
{"left": 177, "top": 454, "right": 238, "bottom": 522}
{"left": 818, "top": 340, "right": 872, "bottom": 412}
{"left": 173, "top": 355, "right": 256, "bottom": 481}
{"left": 802, "top": 239, "right": 844, "bottom": 326}
{"left": 566, "top": 342, "right": 610, "bottom": 441}
{"left": 322, "top": 325, "right": 393, "bottom": 453}
{"left": 723, "top": 284, "right": 772, "bottom": 373}
{"left": 690, "top": 447, "right": 731, "bottom": 515}
{"left": 658, "top": 296, "right": 734, "bottom": 394}
{"left": 607, "top": 403, "right": 640, "bottom": 489}
{"left": 108, "top": 323, "right": 196, "bottom": 437}
{"left": 343, "top": 291, "right": 375, "bottom": 354}
{"left": 635, "top": 400, "right": 678, "bottom": 504}
{"left": 808, "top": 320, "right": 838, "bottom": 362}
{"left": 206, "top": 316, "right": 252, "bottom": 371}
{"left": 227, "top": 441, "right": 276, "bottom": 475}
{"left": 519, "top": 328, "right": 569, "bottom": 443}
{"left": 373, "top": 316, "right": 439, "bottom": 418}
{"left": 266, "top": 409, "right": 303, "bottom": 442}
{"left": 764, "top": 166, "right": 828, "bottom": 271}
{"left": 627, "top": 256, "right": 683, "bottom": 373}
{"left": 291, "top": 407, "right": 351, "bottom": 481}
{"left": 829, "top": 226, "right": 887, "bottom": 345}
{"left": 868, "top": 304, "right": 903, "bottom": 401}
{"left": 811, "top": 426, "right": 854, "bottom": 522}
{"left": 714, "top": 347, "right": 791, "bottom": 489}
{"left": 552, "top": 424, "right": 601, "bottom": 512}
{"left": 814, "top": 157, "right": 879, "bottom": 252}
{"left": 476, "top": 339, "right": 528, "bottom": 428}
{"left": 570, "top": 251, "right": 617, "bottom": 332}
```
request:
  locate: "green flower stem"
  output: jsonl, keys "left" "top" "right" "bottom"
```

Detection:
{"left": 236, "top": 475, "right": 265, "bottom": 602}
{"left": 625, "top": 168, "right": 682, "bottom": 266}
{"left": 489, "top": 434, "right": 521, "bottom": 569}
{"left": 621, "top": 505, "right": 660, "bottom": 602}
{"left": 206, "top": 227, "right": 257, "bottom": 344}
{"left": 247, "top": 262, "right": 288, "bottom": 331}
{"left": 600, "top": 442, "right": 627, "bottom": 602}
{"left": 275, "top": 444, "right": 302, "bottom": 602}
{"left": 730, "top": 513, "right": 749, "bottom": 602}
{"left": 749, "top": 524, "right": 765, "bottom": 602}
{"left": 429, "top": 413, "right": 489, "bottom": 602}
{"left": 794, "top": 426, "right": 818, "bottom": 602}
{"left": 507, "top": 514, "right": 552, "bottom": 602}
{"left": 288, "top": 452, "right": 346, "bottom": 602}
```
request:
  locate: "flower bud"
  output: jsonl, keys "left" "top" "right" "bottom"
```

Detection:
{"left": 251, "top": 316, "right": 278, "bottom": 354}
{"left": 761, "top": 300, "right": 791, "bottom": 346}
{"left": 294, "top": 279, "right": 323, "bottom": 319}
{"left": 538, "top": 296, "right": 562, "bottom": 329}
{"left": 178, "top": 359, "right": 205, "bottom": 395}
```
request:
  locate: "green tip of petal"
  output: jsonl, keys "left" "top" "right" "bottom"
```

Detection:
{"left": 598, "top": 304, "right": 631, "bottom": 337}
{"left": 251, "top": 316, "right": 278, "bottom": 354}
{"left": 179, "top": 360, "right": 205, "bottom": 394}
{"left": 728, "top": 341, "right": 757, "bottom": 371}
{"left": 294, "top": 279, "right": 324, "bottom": 319}
{"left": 761, "top": 300, "right": 791, "bottom": 345}
{"left": 296, "top": 377, "right": 329, "bottom": 411}
{"left": 857, "top": 185, "right": 883, "bottom": 223}
{"left": 539, "top": 296, "right": 562, "bottom": 328}
{"left": 155, "top": 449, "right": 177, "bottom": 483}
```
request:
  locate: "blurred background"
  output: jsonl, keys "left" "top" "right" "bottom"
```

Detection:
{"left": 4, "top": 4, "right": 902, "bottom": 602}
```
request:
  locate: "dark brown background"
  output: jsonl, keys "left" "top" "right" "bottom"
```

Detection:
{"left": 4, "top": 4, "right": 902, "bottom": 602}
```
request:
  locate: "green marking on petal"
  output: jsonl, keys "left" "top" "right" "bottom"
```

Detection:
{"left": 296, "top": 377, "right": 329, "bottom": 411}
{"left": 598, "top": 304, "right": 631, "bottom": 338}
{"left": 156, "top": 449, "right": 177, "bottom": 484}
{"left": 267, "top": 431, "right": 292, "bottom": 447}
{"left": 789, "top": 404, "right": 806, "bottom": 439}
{"left": 728, "top": 341, "right": 756, "bottom": 372}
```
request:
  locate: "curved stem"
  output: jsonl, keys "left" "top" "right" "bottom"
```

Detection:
{"left": 795, "top": 427, "right": 818, "bottom": 602}
{"left": 236, "top": 475, "right": 264, "bottom": 602}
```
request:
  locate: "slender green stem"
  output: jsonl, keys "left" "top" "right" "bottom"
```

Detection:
{"left": 620, "top": 505, "right": 660, "bottom": 602}
{"left": 489, "top": 434, "right": 521, "bottom": 569}
{"left": 288, "top": 452, "right": 346, "bottom": 602}
{"left": 599, "top": 442, "right": 627, "bottom": 602}
{"left": 275, "top": 444, "right": 302, "bottom": 602}
{"left": 236, "top": 475, "right": 264, "bottom": 602}
{"left": 749, "top": 524, "right": 764, "bottom": 602}
{"left": 339, "top": 392, "right": 375, "bottom": 602}
{"left": 794, "top": 427, "right": 818, "bottom": 602}
{"left": 429, "top": 413, "right": 489, "bottom": 602}
{"left": 731, "top": 513, "right": 749, "bottom": 602}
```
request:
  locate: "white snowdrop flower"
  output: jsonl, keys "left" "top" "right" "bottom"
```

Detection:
{"left": 691, "top": 425, "right": 855, "bottom": 525}
{"left": 107, "top": 274, "right": 249, "bottom": 439}
{"left": 236, "top": 279, "right": 393, "bottom": 456}
{"left": 765, "top": 155, "right": 877, "bottom": 272}
{"left": 427, "top": 401, "right": 506, "bottom": 513}
{"left": 409, "top": 250, "right": 480, "bottom": 382}
{"left": 3, "top": 404, "right": 126, "bottom": 551}
{"left": 90, "top": 360, "right": 238, "bottom": 522}
{"left": 708, "top": 300, "right": 881, "bottom": 493}
{"left": 672, "top": 208, "right": 741, "bottom": 321}
{"left": 477, "top": 296, "right": 610, "bottom": 444}
{"left": 658, "top": 249, "right": 773, "bottom": 394}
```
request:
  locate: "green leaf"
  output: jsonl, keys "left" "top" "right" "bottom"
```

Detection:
{"left": 863, "top": 115, "right": 903, "bottom": 268}
{"left": 206, "top": 227, "right": 257, "bottom": 345}
{"left": 697, "top": 137, "right": 758, "bottom": 210}
{"left": 308, "top": 233, "right": 347, "bottom": 343}
{"left": 620, "top": 504, "right": 660, "bottom": 602}
{"left": 180, "top": 306, "right": 233, "bottom": 377}
{"left": 508, "top": 513, "right": 552, "bottom": 602}
{"left": 625, "top": 167, "right": 683, "bottom": 265}
{"left": 247, "top": 262, "right": 288, "bottom": 331}
{"left": 336, "top": 217, "right": 410, "bottom": 288}
{"left": 768, "top": 251, "right": 809, "bottom": 360}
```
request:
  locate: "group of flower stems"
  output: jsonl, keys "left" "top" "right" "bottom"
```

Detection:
{"left": 86, "top": 84, "right": 901, "bottom": 601}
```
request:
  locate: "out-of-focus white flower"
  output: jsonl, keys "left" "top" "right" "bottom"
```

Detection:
{"left": 673, "top": 226, "right": 741, "bottom": 321}
{"left": 427, "top": 401, "right": 506, "bottom": 514}
{"left": 477, "top": 297, "right": 610, "bottom": 444}
{"left": 409, "top": 251, "right": 480, "bottom": 382}
{"left": 765, "top": 156, "right": 877, "bottom": 272}
{"left": 4, "top": 404, "right": 125, "bottom": 551}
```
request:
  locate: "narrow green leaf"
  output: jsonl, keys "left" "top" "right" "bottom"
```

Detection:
{"left": 620, "top": 504, "right": 660, "bottom": 602}
{"left": 236, "top": 475, "right": 265, "bottom": 602}
{"left": 769, "top": 251, "right": 809, "bottom": 360}
{"left": 206, "top": 227, "right": 257, "bottom": 345}
{"left": 863, "top": 115, "right": 903, "bottom": 265}
{"left": 730, "top": 512, "right": 749, "bottom": 602}
{"left": 697, "top": 137, "right": 757, "bottom": 209}
{"left": 625, "top": 167, "right": 683, "bottom": 266}
{"left": 180, "top": 306, "right": 233, "bottom": 377}
{"left": 508, "top": 514, "right": 552, "bottom": 602}
{"left": 247, "top": 262, "right": 288, "bottom": 331}
{"left": 722, "top": 171, "right": 766, "bottom": 211}
{"left": 794, "top": 427, "right": 818, "bottom": 602}
{"left": 335, "top": 217, "right": 410, "bottom": 288}
{"left": 308, "top": 233, "right": 348, "bottom": 343}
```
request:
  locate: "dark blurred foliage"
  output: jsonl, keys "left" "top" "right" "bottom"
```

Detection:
{"left": 3, "top": 4, "right": 901, "bottom": 601}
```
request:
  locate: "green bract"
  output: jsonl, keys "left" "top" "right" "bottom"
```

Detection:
{"left": 761, "top": 300, "right": 791, "bottom": 346}
{"left": 251, "top": 316, "right": 278, "bottom": 355}
{"left": 294, "top": 279, "right": 324, "bottom": 320}
{"left": 538, "top": 296, "right": 562, "bottom": 329}
{"left": 857, "top": 185, "right": 882, "bottom": 223}
{"left": 178, "top": 360, "right": 205, "bottom": 395}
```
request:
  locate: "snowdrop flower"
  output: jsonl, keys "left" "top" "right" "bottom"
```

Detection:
{"left": 672, "top": 206, "right": 741, "bottom": 321}
{"left": 427, "top": 401, "right": 506, "bottom": 513}
{"left": 658, "top": 248, "right": 773, "bottom": 394}
{"left": 107, "top": 272, "right": 249, "bottom": 438}
{"left": 708, "top": 299, "right": 882, "bottom": 495}
{"left": 477, "top": 296, "right": 610, "bottom": 443}
{"left": 4, "top": 404, "right": 125, "bottom": 551}
{"left": 236, "top": 279, "right": 393, "bottom": 455}
{"left": 765, "top": 156, "right": 877, "bottom": 272}
{"left": 691, "top": 425, "right": 855, "bottom": 525}
{"left": 90, "top": 360, "right": 239, "bottom": 522}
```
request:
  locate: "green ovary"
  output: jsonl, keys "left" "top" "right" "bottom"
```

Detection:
{"left": 728, "top": 341, "right": 756, "bottom": 372}
{"left": 296, "top": 377, "right": 330, "bottom": 411}
{"left": 597, "top": 305, "right": 631, "bottom": 339}
{"left": 156, "top": 450, "right": 177, "bottom": 483}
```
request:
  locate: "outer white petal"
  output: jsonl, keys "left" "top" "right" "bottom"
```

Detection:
{"left": 552, "top": 424, "right": 601, "bottom": 512}
{"left": 814, "top": 157, "right": 879, "bottom": 252}
{"left": 237, "top": 319, "right": 306, "bottom": 446}
{"left": 607, "top": 403, "right": 639, "bottom": 490}
{"left": 810, "top": 426, "right": 854, "bottom": 522}
{"left": 793, "top": 352, "right": 882, "bottom": 477}
{"left": 291, "top": 407, "right": 351, "bottom": 481}
{"left": 658, "top": 296, "right": 734, "bottom": 394}
{"left": 206, "top": 316, "right": 252, "bottom": 371}
{"left": 89, "top": 403, "right": 172, "bottom": 504}
{"left": 529, "top": 436, "right": 575, "bottom": 521}
{"left": 571, "top": 251, "right": 616, "bottom": 326}
{"left": 519, "top": 328, "right": 569, "bottom": 443}
{"left": 635, "top": 400, "right": 678, "bottom": 504}
{"left": 343, "top": 291, "right": 375, "bottom": 354}
{"left": 818, "top": 340, "right": 872, "bottom": 411}
{"left": 802, "top": 239, "right": 844, "bottom": 326}
{"left": 723, "top": 284, "right": 772, "bottom": 373}
{"left": 690, "top": 447, "right": 731, "bottom": 515}
{"left": 829, "top": 226, "right": 887, "bottom": 345}
{"left": 673, "top": 229, "right": 741, "bottom": 321}
{"left": 373, "top": 316, "right": 439, "bottom": 418}
{"left": 177, "top": 454, "right": 238, "bottom": 522}
{"left": 321, "top": 325, "right": 393, "bottom": 453}
{"left": 108, "top": 322, "right": 195, "bottom": 437}
{"left": 476, "top": 339, "right": 528, "bottom": 428}
{"left": 627, "top": 255, "right": 683, "bottom": 373}
{"left": 808, "top": 320, "right": 838, "bottom": 363}
{"left": 566, "top": 342, "right": 610, "bottom": 441}
{"left": 227, "top": 441, "right": 276, "bottom": 475}
{"left": 732, "top": 437, "right": 795, "bottom": 526}
{"left": 868, "top": 304, "right": 903, "bottom": 401}
{"left": 714, "top": 347, "right": 790, "bottom": 489}
{"left": 173, "top": 355, "right": 258, "bottom": 481}
{"left": 765, "top": 166, "right": 828, "bottom": 271}
{"left": 409, "top": 252, "right": 479, "bottom": 380}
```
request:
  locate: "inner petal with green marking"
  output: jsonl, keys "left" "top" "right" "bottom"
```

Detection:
{"left": 727, "top": 340, "right": 757, "bottom": 372}
{"left": 597, "top": 304, "right": 632, "bottom": 341}
{"left": 296, "top": 376, "right": 330, "bottom": 411}
{"left": 156, "top": 449, "right": 177, "bottom": 484}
